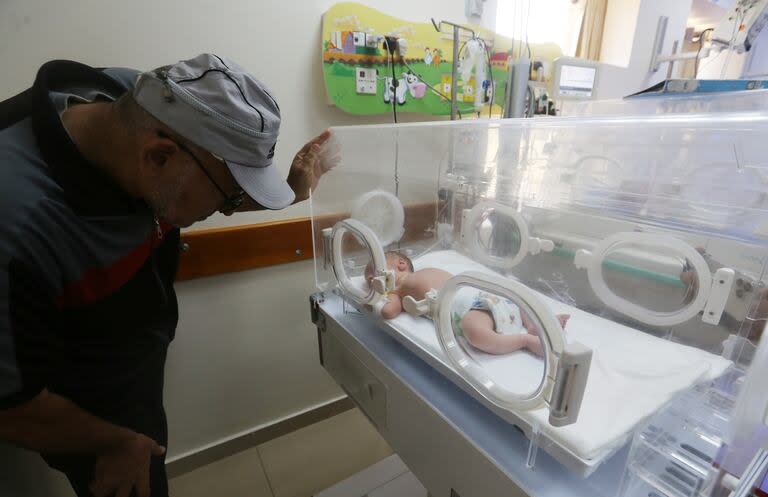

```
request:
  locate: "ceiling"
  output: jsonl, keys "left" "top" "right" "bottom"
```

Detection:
{"left": 687, "top": 0, "right": 731, "bottom": 30}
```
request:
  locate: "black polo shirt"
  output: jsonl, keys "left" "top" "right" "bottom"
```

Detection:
{"left": 0, "top": 60, "right": 180, "bottom": 427}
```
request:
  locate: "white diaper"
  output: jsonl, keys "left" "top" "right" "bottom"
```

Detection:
{"left": 449, "top": 288, "right": 525, "bottom": 336}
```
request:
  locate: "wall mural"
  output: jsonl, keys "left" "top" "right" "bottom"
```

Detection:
{"left": 321, "top": 2, "right": 563, "bottom": 117}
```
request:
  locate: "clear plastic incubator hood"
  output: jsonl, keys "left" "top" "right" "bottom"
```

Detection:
{"left": 310, "top": 110, "right": 768, "bottom": 496}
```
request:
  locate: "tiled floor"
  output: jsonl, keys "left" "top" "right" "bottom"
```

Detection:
{"left": 169, "top": 408, "right": 394, "bottom": 497}
{"left": 168, "top": 446, "right": 273, "bottom": 497}
{"left": 316, "top": 455, "right": 428, "bottom": 497}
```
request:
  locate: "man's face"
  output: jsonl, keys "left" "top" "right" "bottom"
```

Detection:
{"left": 139, "top": 133, "right": 244, "bottom": 227}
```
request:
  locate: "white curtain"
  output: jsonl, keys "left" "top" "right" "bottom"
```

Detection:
{"left": 576, "top": 0, "right": 609, "bottom": 61}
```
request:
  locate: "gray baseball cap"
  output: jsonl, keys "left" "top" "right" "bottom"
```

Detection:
{"left": 132, "top": 53, "right": 294, "bottom": 209}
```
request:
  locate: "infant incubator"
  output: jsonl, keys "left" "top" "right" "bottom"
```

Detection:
{"left": 310, "top": 107, "right": 768, "bottom": 497}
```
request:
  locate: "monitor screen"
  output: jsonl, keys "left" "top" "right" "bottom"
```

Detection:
{"left": 559, "top": 65, "right": 597, "bottom": 98}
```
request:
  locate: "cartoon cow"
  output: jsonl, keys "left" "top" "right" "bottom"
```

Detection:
{"left": 383, "top": 76, "right": 408, "bottom": 105}
{"left": 402, "top": 72, "right": 426, "bottom": 99}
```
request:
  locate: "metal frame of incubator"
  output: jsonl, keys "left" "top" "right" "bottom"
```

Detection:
{"left": 310, "top": 292, "right": 629, "bottom": 497}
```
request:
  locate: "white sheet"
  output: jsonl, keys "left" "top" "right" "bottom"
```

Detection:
{"left": 384, "top": 250, "right": 732, "bottom": 462}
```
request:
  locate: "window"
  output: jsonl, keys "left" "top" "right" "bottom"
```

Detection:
{"left": 496, "top": 0, "right": 585, "bottom": 57}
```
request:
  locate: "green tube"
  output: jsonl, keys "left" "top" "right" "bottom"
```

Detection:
{"left": 550, "top": 246, "right": 686, "bottom": 288}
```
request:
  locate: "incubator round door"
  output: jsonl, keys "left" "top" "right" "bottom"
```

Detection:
{"left": 435, "top": 272, "right": 566, "bottom": 411}
{"left": 476, "top": 208, "right": 523, "bottom": 261}
{"left": 602, "top": 243, "right": 698, "bottom": 313}
{"left": 575, "top": 232, "right": 713, "bottom": 327}
{"left": 331, "top": 219, "right": 388, "bottom": 305}
{"left": 351, "top": 190, "right": 405, "bottom": 247}
{"left": 464, "top": 202, "right": 542, "bottom": 269}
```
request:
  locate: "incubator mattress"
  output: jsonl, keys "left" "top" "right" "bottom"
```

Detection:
{"left": 377, "top": 250, "right": 732, "bottom": 468}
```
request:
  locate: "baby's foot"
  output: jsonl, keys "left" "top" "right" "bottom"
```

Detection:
{"left": 525, "top": 334, "right": 545, "bottom": 357}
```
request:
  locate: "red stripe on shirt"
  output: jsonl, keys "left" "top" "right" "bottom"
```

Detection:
{"left": 55, "top": 221, "right": 172, "bottom": 308}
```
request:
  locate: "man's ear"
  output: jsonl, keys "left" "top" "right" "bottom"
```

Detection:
{"left": 141, "top": 134, "right": 179, "bottom": 175}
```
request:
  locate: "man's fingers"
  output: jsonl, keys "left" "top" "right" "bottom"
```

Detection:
{"left": 152, "top": 443, "right": 167, "bottom": 456}
{"left": 297, "top": 129, "right": 332, "bottom": 155}
{"left": 307, "top": 143, "right": 321, "bottom": 160}
{"left": 304, "top": 145, "right": 322, "bottom": 174}
{"left": 320, "top": 148, "right": 341, "bottom": 162}
{"left": 322, "top": 154, "right": 341, "bottom": 172}
{"left": 319, "top": 140, "right": 340, "bottom": 160}
{"left": 318, "top": 143, "right": 341, "bottom": 172}
{"left": 312, "top": 129, "right": 332, "bottom": 146}
{"left": 297, "top": 140, "right": 312, "bottom": 155}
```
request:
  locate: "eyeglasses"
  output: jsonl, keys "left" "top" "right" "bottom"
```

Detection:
{"left": 158, "top": 132, "right": 246, "bottom": 215}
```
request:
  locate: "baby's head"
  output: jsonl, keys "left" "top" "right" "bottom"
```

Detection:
{"left": 364, "top": 251, "right": 414, "bottom": 285}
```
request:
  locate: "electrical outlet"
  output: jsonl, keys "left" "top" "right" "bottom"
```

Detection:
{"left": 365, "top": 34, "right": 379, "bottom": 49}
{"left": 353, "top": 31, "right": 366, "bottom": 47}
{"left": 355, "top": 67, "right": 377, "bottom": 95}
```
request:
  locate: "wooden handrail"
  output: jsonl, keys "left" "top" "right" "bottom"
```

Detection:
{"left": 176, "top": 201, "right": 439, "bottom": 281}
{"left": 176, "top": 218, "right": 313, "bottom": 281}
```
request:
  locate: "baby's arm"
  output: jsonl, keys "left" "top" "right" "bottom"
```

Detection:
{"left": 379, "top": 293, "right": 403, "bottom": 319}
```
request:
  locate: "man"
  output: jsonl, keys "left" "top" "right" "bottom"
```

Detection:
{"left": 0, "top": 54, "right": 336, "bottom": 497}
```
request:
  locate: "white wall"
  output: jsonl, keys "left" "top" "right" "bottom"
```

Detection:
{"left": 166, "top": 261, "right": 341, "bottom": 457}
{"left": 600, "top": 0, "right": 642, "bottom": 67}
{"left": 596, "top": 0, "right": 693, "bottom": 99}
{"left": 0, "top": 0, "right": 495, "bottom": 494}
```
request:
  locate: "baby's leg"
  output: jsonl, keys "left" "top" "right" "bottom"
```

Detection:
{"left": 461, "top": 310, "right": 543, "bottom": 356}
{"left": 521, "top": 313, "right": 571, "bottom": 335}
{"left": 521, "top": 312, "right": 539, "bottom": 335}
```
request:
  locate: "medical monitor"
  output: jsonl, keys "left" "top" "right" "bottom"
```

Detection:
{"left": 552, "top": 57, "right": 599, "bottom": 100}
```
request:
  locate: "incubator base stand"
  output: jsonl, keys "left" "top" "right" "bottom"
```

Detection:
{"left": 618, "top": 369, "right": 742, "bottom": 497}
{"left": 311, "top": 292, "right": 628, "bottom": 497}
{"left": 334, "top": 291, "right": 604, "bottom": 478}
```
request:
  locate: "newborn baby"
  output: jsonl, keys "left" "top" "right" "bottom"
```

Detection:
{"left": 365, "top": 251, "right": 569, "bottom": 356}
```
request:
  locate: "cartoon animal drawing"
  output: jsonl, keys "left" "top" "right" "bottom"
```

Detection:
{"left": 424, "top": 47, "right": 433, "bottom": 66}
{"left": 383, "top": 77, "right": 408, "bottom": 105}
{"left": 402, "top": 72, "right": 426, "bottom": 99}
